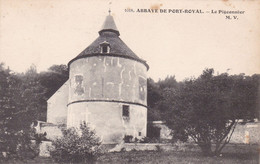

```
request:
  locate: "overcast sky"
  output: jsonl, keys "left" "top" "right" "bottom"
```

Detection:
{"left": 1, "top": 0, "right": 259, "bottom": 81}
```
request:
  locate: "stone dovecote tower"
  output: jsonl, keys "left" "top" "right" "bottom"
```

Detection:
{"left": 47, "top": 14, "right": 149, "bottom": 143}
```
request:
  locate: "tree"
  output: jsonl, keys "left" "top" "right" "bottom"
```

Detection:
{"left": 18, "top": 64, "right": 47, "bottom": 122}
{"left": 0, "top": 64, "right": 47, "bottom": 159}
{"left": 157, "top": 75, "right": 178, "bottom": 90}
{"left": 147, "top": 78, "right": 162, "bottom": 121}
{"left": 0, "top": 64, "right": 35, "bottom": 159}
{"left": 50, "top": 122, "right": 101, "bottom": 163}
{"left": 163, "top": 69, "right": 259, "bottom": 156}
{"left": 0, "top": 63, "right": 69, "bottom": 159}
{"left": 0, "top": 63, "right": 20, "bottom": 155}
{"left": 39, "top": 64, "right": 69, "bottom": 99}
{"left": 147, "top": 76, "right": 179, "bottom": 121}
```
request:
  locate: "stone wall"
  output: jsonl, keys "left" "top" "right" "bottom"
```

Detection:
{"left": 152, "top": 121, "right": 172, "bottom": 140}
{"left": 67, "top": 101, "right": 147, "bottom": 143}
{"left": 39, "top": 141, "right": 53, "bottom": 157}
{"left": 230, "top": 122, "right": 259, "bottom": 144}
{"left": 149, "top": 121, "right": 259, "bottom": 144}
{"left": 34, "top": 121, "right": 63, "bottom": 140}
{"left": 67, "top": 56, "right": 148, "bottom": 143}
{"left": 69, "top": 56, "right": 147, "bottom": 106}
{"left": 47, "top": 80, "right": 69, "bottom": 125}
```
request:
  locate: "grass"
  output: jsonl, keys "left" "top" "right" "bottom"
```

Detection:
{"left": 97, "top": 144, "right": 259, "bottom": 164}
{"left": 1, "top": 144, "right": 259, "bottom": 164}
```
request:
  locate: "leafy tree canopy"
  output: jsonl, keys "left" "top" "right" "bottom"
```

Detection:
{"left": 157, "top": 69, "right": 259, "bottom": 155}
{"left": 0, "top": 63, "right": 68, "bottom": 159}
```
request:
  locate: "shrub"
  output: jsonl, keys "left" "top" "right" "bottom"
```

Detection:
{"left": 0, "top": 128, "right": 38, "bottom": 160}
{"left": 155, "top": 145, "right": 163, "bottom": 152}
{"left": 123, "top": 135, "right": 133, "bottom": 143}
{"left": 49, "top": 122, "right": 102, "bottom": 163}
{"left": 173, "top": 140, "right": 187, "bottom": 152}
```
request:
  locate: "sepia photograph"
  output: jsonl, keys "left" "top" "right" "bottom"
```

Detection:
{"left": 0, "top": 0, "right": 259, "bottom": 163}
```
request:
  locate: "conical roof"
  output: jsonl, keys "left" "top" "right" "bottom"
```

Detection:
{"left": 99, "top": 15, "right": 120, "bottom": 36}
{"left": 68, "top": 15, "right": 149, "bottom": 70}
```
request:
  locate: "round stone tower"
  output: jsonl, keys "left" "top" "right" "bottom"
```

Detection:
{"left": 67, "top": 14, "right": 149, "bottom": 143}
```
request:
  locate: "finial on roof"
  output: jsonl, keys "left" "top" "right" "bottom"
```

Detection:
{"left": 109, "top": 2, "right": 112, "bottom": 15}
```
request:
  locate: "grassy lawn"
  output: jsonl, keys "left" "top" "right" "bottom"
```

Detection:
{"left": 97, "top": 144, "right": 259, "bottom": 164}
{"left": 2, "top": 144, "right": 259, "bottom": 164}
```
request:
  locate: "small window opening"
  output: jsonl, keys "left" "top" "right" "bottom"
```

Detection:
{"left": 100, "top": 41, "right": 110, "bottom": 53}
{"left": 102, "top": 46, "right": 108, "bottom": 53}
{"left": 74, "top": 75, "right": 84, "bottom": 95}
{"left": 122, "top": 105, "right": 129, "bottom": 117}
{"left": 140, "top": 86, "right": 144, "bottom": 92}
{"left": 138, "top": 132, "right": 142, "bottom": 136}
{"left": 139, "top": 77, "right": 146, "bottom": 100}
